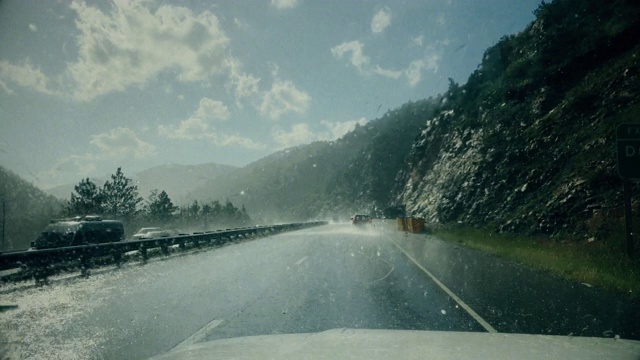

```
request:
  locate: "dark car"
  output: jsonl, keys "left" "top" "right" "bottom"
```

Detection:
{"left": 351, "top": 214, "right": 372, "bottom": 225}
{"left": 31, "top": 216, "right": 125, "bottom": 250}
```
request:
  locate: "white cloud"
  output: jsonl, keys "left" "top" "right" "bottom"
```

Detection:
{"left": 66, "top": 1, "right": 231, "bottom": 101}
{"left": 269, "top": 63, "right": 280, "bottom": 78}
{"left": 90, "top": 127, "right": 156, "bottom": 160}
{"left": 39, "top": 154, "right": 99, "bottom": 187}
{"left": 159, "top": 98, "right": 264, "bottom": 149}
{"left": 321, "top": 118, "right": 368, "bottom": 139}
{"left": 0, "top": 79, "right": 15, "bottom": 95}
{"left": 260, "top": 80, "right": 311, "bottom": 120}
{"left": 374, "top": 65, "right": 402, "bottom": 79}
{"left": 38, "top": 128, "right": 155, "bottom": 187}
{"left": 194, "top": 98, "right": 230, "bottom": 121}
{"left": 0, "top": 60, "right": 53, "bottom": 95}
{"left": 330, "top": 39, "right": 440, "bottom": 87}
{"left": 216, "top": 134, "right": 265, "bottom": 149}
{"left": 371, "top": 7, "right": 391, "bottom": 34}
{"left": 270, "top": 0, "right": 300, "bottom": 9}
{"left": 412, "top": 35, "right": 424, "bottom": 47}
{"left": 158, "top": 97, "right": 226, "bottom": 140}
{"left": 272, "top": 117, "right": 368, "bottom": 149}
{"left": 159, "top": 117, "right": 210, "bottom": 140}
{"left": 225, "top": 58, "right": 261, "bottom": 108}
{"left": 405, "top": 53, "right": 440, "bottom": 87}
{"left": 331, "top": 41, "right": 370, "bottom": 73}
{"left": 0, "top": 2, "right": 269, "bottom": 104}
{"left": 272, "top": 123, "right": 317, "bottom": 149}
{"left": 233, "top": 17, "right": 249, "bottom": 30}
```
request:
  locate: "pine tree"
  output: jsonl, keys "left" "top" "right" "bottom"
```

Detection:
{"left": 146, "top": 189, "right": 177, "bottom": 223}
{"left": 101, "top": 167, "right": 142, "bottom": 219}
{"left": 68, "top": 178, "right": 103, "bottom": 216}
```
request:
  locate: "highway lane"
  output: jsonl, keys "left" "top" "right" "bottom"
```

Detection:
{"left": 0, "top": 224, "right": 484, "bottom": 359}
{"left": 3, "top": 222, "right": 636, "bottom": 359}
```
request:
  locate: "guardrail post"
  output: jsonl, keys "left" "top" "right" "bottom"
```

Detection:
{"left": 33, "top": 268, "right": 49, "bottom": 286}
{"left": 31, "top": 258, "right": 51, "bottom": 286}
{"left": 160, "top": 244, "right": 169, "bottom": 256}
{"left": 80, "top": 252, "right": 92, "bottom": 278}
{"left": 112, "top": 250, "right": 123, "bottom": 267}
{"left": 139, "top": 245, "right": 148, "bottom": 262}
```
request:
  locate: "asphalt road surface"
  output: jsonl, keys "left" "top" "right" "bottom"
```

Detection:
{"left": 0, "top": 223, "right": 637, "bottom": 359}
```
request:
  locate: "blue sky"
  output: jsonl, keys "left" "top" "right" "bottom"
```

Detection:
{"left": 0, "top": 0, "right": 541, "bottom": 189}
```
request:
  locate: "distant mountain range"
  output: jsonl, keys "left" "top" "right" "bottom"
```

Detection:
{"left": 46, "top": 162, "right": 237, "bottom": 205}
{"left": 186, "top": 99, "right": 435, "bottom": 223}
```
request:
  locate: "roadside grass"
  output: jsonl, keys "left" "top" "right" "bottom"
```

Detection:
{"left": 432, "top": 225, "right": 640, "bottom": 298}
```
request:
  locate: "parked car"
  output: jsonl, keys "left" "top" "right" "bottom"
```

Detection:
{"left": 30, "top": 216, "right": 125, "bottom": 250}
{"left": 351, "top": 214, "right": 372, "bottom": 225}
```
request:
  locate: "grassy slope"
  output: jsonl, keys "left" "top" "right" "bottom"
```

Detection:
{"left": 433, "top": 224, "right": 640, "bottom": 297}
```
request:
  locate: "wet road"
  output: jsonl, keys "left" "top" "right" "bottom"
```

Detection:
{"left": 0, "top": 223, "right": 637, "bottom": 359}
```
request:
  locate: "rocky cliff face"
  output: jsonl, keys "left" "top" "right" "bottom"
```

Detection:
{"left": 395, "top": 0, "right": 640, "bottom": 239}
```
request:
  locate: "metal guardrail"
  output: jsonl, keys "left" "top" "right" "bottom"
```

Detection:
{"left": 0, "top": 221, "right": 327, "bottom": 285}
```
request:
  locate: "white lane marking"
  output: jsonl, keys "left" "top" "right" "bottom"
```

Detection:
{"left": 389, "top": 239, "right": 498, "bottom": 333}
{"left": 368, "top": 262, "right": 395, "bottom": 285}
{"left": 171, "top": 319, "right": 224, "bottom": 352}
{"left": 295, "top": 255, "right": 309, "bottom": 265}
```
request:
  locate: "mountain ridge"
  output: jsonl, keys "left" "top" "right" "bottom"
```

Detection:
{"left": 45, "top": 162, "right": 237, "bottom": 205}
{"left": 187, "top": 99, "right": 437, "bottom": 223}
{"left": 394, "top": 0, "right": 640, "bottom": 239}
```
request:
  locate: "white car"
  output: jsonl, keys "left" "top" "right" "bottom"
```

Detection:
{"left": 140, "top": 230, "right": 172, "bottom": 239}
{"left": 131, "top": 227, "right": 162, "bottom": 240}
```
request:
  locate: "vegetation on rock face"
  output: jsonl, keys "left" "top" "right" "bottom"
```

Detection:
{"left": 395, "top": 0, "right": 640, "bottom": 240}
{"left": 0, "top": 166, "right": 64, "bottom": 250}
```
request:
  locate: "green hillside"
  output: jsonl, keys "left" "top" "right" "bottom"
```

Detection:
{"left": 395, "top": 0, "right": 640, "bottom": 241}
{"left": 188, "top": 98, "right": 439, "bottom": 222}
{"left": 0, "top": 166, "right": 64, "bottom": 250}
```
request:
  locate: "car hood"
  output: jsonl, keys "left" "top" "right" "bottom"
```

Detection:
{"left": 150, "top": 328, "right": 640, "bottom": 360}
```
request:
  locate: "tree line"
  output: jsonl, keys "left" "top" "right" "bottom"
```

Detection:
{"left": 67, "top": 167, "right": 251, "bottom": 234}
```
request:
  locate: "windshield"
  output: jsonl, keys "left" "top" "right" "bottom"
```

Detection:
{"left": 1, "top": 0, "right": 639, "bottom": 359}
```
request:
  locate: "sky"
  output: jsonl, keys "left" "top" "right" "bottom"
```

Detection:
{"left": 0, "top": 0, "right": 541, "bottom": 189}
